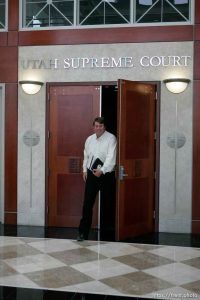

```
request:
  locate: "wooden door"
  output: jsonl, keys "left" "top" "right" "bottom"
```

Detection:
{"left": 47, "top": 85, "right": 100, "bottom": 227}
{"left": 116, "top": 80, "right": 157, "bottom": 240}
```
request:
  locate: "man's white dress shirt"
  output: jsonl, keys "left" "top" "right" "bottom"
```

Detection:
{"left": 83, "top": 131, "right": 117, "bottom": 174}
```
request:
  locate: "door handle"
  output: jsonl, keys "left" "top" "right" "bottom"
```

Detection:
{"left": 119, "top": 166, "right": 128, "bottom": 180}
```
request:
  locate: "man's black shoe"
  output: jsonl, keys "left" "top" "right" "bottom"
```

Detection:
{"left": 77, "top": 233, "right": 85, "bottom": 242}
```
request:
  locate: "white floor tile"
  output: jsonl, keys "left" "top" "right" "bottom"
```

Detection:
{"left": 149, "top": 246, "right": 200, "bottom": 262}
{"left": 144, "top": 262, "right": 200, "bottom": 285}
{"left": 72, "top": 258, "right": 137, "bottom": 280}
{"left": 0, "top": 236, "right": 25, "bottom": 247}
{"left": 87, "top": 242, "right": 143, "bottom": 258}
{"left": 29, "top": 238, "right": 81, "bottom": 253}
{"left": 0, "top": 274, "right": 39, "bottom": 288}
{"left": 4, "top": 253, "right": 65, "bottom": 273}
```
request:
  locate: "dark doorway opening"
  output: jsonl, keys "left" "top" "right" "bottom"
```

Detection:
{"left": 100, "top": 85, "right": 117, "bottom": 241}
{"left": 102, "top": 85, "right": 118, "bottom": 136}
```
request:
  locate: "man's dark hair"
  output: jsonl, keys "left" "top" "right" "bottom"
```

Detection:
{"left": 93, "top": 117, "right": 106, "bottom": 126}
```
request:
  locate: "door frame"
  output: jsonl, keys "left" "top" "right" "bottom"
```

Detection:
{"left": 0, "top": 84, "right": 5, "bottom": 224}
{"left": 45, "top": 81, "right": 160, "bottom": 233}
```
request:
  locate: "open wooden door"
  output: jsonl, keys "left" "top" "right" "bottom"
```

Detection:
{"left": 116, "top": 79, "right": 157, "bottom": 241}
{"left": 47, "top": 85, "right": 100, "bottom": 227}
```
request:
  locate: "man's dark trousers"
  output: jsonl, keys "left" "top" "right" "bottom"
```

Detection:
{"left": 79, "top": 169, "right": 115, "bottom": 239}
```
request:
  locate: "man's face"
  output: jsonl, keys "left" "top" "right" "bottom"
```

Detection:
{"left": 94, "top": 122, "right": 105, "bottom": 138}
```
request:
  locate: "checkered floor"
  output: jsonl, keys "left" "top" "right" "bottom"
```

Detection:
{"left": 0, "top": 236, "right": 199, "bottom": 299}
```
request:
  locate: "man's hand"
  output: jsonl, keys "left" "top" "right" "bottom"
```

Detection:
{"left": 83, "top": 172, "right": 87, "bottom": 182}
{"left": 93, "top": 169, "right": 103, "bottom": 177}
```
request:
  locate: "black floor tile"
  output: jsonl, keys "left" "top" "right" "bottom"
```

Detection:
{"left": 0, "top": 287, "right": 17, "bottom": 300}
{"left": 16, "top": 288, "right": 44, "bottom": 300}
{"left": 71, "top": 293, "right": 107, "bottom": 299}
{"left": 0, "top": 288, "right": 145, "bottom": 300}
{"left": 43, "top": 290, "right": 76, "bottom": 300}
{"left": 0, "top": 224, "right": 98, "bottom": 241}
{"left": 124, "top": 232, "right": 200, "bottom": 248}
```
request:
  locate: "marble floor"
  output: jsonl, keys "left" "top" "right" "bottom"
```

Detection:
{"left": 0, "top": 227, "right": 200, "bottom": 300}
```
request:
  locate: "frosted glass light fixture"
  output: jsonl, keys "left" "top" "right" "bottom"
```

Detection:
{"left": 19, "top": 80, "right": 44, "bottom": 95}
{"left": 163, "top": 78, "right": 190, "bottom": 94}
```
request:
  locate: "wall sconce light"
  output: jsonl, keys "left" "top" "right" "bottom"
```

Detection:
{"left": 19, "top": 80, "right": 44, "bottom": 95}
{"left": 163, "top": 78, "right": 190, "bottom": 94}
